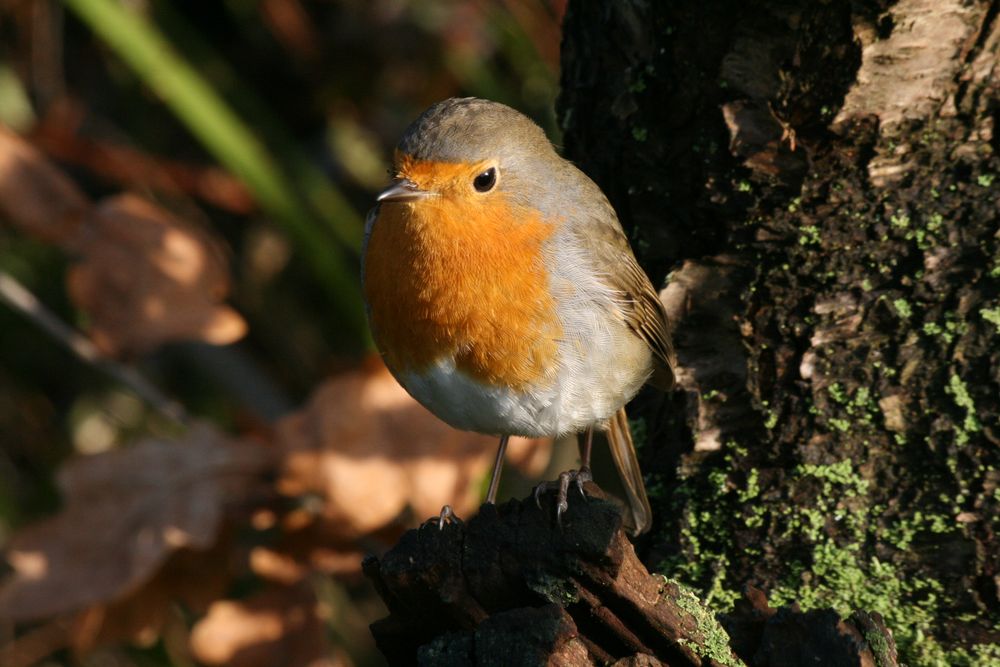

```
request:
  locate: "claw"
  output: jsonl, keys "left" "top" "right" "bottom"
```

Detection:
{"left": 556, "top": 471, "right": 571, "bottom": 522}
{"left": 422, "top": 504, "right": 461, "bottom": 530}
{"left": 534, "top": 468, "right": 592, "bottom": 527}
{"left": 574, "top": 467, "right": 592, "bottom": 500}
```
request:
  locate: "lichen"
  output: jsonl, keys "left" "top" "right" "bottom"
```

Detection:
{"left": 664, "top": 577, "right": 745, "bottom": 667}
{"left": 798, "top": 224, "right": 820, "bottom": 245}
{"left": 889, "top": 212, "right": 910, "bottom": 229}
{"left": 797, "top": 459, "right": 870, "bottom": 497}
{"left": 737, "top": 468, "right": 760, "bottom": 503}
{"left": 526, "top": 570, "right": 579, "bottom": 606}
{"left": 981, "top": 306, "right": 1000, "bottom": 334}
{"left": 892, "top": 298, "right": 913, "bottom": 319}
{"left": 659, "top": 445, "right": 992, "bottom": 666}
{"left": 945, "top": 373, "right": 980, "bottom": 446}
{"left": 861, "top": 623, "right": 892, "bottom": 667}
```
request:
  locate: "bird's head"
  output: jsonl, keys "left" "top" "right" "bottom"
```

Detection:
{"left": 375, "top": 98, "right": 564, "bottom": 218}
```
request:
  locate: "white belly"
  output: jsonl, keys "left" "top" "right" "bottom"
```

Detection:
{"left": 399, "top": 358, "right": 562, "bottom": 437}
{"left": 395, "top": 279, "right": 652, "bottom": 437}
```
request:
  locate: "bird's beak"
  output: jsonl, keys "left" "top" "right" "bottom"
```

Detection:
{"left": 376, "top": 178, "right": 431, "bottom": 203}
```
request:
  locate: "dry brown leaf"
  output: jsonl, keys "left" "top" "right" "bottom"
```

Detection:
{"left": 31, "top": 101, "right": 255, "bottom": 215}
{"left": 250, "top": 516, "right": 374, "bottom": 584}
{"left": 190, "top": 583, "right": 345, "bottom": 667}
{"left": 276, "top": 358, "right": 551, "bottom": 541}
{"left": 66, "top": 193, "right": 247, "bottom": 357}
{"left": 68, "top": 532, "right": 234, "bottom": 654}
{"left": 0, "top": 125, "right": 91, "bottom": 246}
{"left": 0, "top": 423, "right": 272, "bottom": 622}
{"left": 0, "top": 129, "right": 246, "bottom": 356}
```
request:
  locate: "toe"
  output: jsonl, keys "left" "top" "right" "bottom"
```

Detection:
{"left": 556, "top": 497, "right": 569, "bottom": 515}
{"left": 422, "top": 504, "right": 460, "bottom": 530}
{"left": 533, "top": 483, "right": 547, "bottom": 509}
{"left": 438, "top": 505, "right": 453, "bottom": 530}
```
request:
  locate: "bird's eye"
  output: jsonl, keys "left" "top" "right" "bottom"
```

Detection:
{"left": 473, "top": 167, "right": 497, "bottom": 192}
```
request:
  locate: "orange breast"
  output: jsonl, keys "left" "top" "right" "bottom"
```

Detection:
{"left": 364, "top": 184, "right": 561, "bottom": 390}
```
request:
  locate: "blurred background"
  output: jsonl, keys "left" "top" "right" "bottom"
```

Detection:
{"left": 0, "top": 1, "right": 564, "bottom": 665}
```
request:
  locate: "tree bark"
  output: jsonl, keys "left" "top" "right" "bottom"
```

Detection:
{"left": 363, "top": 486, "right": 898, "bottom": 666}
{"left": 558, "top": 0, "right": 999, "bottom": 664}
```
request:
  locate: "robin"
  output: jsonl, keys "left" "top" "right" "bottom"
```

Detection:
{"left": 362, "top": 97, "right": 673, "bottom": 534}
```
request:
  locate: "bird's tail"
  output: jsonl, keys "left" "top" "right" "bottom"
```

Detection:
{"left": 607, "top": 406, "right": 652, "bottom": 535}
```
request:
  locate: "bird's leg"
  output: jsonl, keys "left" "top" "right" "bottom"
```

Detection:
{"left": 534, "top": 426, "right": 594, "bottom": 525}
{"left": 424, "top": 435, "right": 508, "bottom": 530}
{"left": 486, "top": 434, "right": 509, "bottom": 504}
{"left": 575, "top": 426, "right": 594, "bottom": 498}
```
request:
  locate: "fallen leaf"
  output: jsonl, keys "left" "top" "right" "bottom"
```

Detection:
{"left": 66, "top": 193, "right": 247, "bottom": 357}
{"left": 31, "top": 101, "right": 255, "bottom": 215}
{"left": 0, "top": 423, "right": 272, "bottom": 622}
{"left": 190, "top": 584, "right": 345, "bottom": 667}
{"left": 276, "top": 358, "right": 550, "bottom": 541}
{"left": 0, "top": 125, "right": 91, "bottom": 246}
{"left": 250, "top": 516, "right": 377, "bottom": 584}
{"left": 68, "top": 531, "right": 234, "bottom": 653}
{"left": 0, "top": 129, "right": 246, "bottom": 356}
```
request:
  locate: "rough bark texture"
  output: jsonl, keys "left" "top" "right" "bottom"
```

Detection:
{"left": 559, "top": 0, "right": 999, "bottom": 664}
{"left": 364, "top": 486, "right": 897, "bottom": 666}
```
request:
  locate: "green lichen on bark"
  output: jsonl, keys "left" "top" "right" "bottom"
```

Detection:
{"left": 664, "top": 577, "right": 746, "bottom": 667}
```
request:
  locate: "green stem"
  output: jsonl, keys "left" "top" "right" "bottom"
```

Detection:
{"left": 61, "top": 0, "right": 369, "bottom": 343}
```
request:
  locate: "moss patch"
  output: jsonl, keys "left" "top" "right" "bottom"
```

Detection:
{"left": 664, "top": 577, "right": 745, "bottom": 667}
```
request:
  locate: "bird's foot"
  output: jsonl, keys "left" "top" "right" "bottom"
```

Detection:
{"left": 421, "top": 504, "right": 462, "bottom": 531}
{"left": 533, "top": 467, "right": 592, "bottom": 527}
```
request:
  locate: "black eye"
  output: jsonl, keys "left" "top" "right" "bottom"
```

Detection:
{"left": 473, "top": 167, "right": 497, "bottom": 192}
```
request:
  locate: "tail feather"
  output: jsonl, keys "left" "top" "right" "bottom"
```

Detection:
{"left": 607, "top": 406, "right": 652, "bottom": 535}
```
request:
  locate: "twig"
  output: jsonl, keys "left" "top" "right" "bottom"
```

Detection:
{"left": 0, "top": 270, "right": 189, "bottom": 426}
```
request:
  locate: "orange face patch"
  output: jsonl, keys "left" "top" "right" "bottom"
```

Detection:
{"left": 364, "top": 156, "right": 561, "bottom": 390}
{"left": 395, "top": 152, "right": 494, "bottom": 196}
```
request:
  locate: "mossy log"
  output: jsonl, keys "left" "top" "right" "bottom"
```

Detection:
{"left": 363, "top": 485, "right": 897, "bottom": 666}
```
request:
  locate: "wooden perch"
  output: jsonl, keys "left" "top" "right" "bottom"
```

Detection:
{"left": 363, "top": 485, "right": 898, "bottom": 666}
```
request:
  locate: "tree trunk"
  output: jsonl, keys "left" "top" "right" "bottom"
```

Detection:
{"left": 558, "top": 0, "right": 999, "bottom": 664}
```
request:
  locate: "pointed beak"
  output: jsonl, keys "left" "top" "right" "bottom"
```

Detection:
{"left": 376, "top": 178, "right": 431, "bottom": 203}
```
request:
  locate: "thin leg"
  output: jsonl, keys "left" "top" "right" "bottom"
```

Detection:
{"left": 425, "top": 435, "right": 508, "bottom": 530}
{"left": 572, "top": 426, "right": 595, "bottom": 499}
{"left": 534, "top": 428, "right": 593, "bottom": 523}
{"left": 485, "top": 434, "right": 510, "bottom": 505}
{"left": 579, "top": 426, "right": 594, "bottom": 470}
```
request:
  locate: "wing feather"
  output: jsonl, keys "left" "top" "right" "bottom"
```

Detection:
{"left": 574, "top": 196, "right": 674, "bottom": 391}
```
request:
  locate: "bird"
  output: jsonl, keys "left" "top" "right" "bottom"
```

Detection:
{"left": 362, "top": 97, "right": 673, "bottom": 534}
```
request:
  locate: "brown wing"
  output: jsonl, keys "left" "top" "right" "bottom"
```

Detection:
{"left": 618, "top": 255, "right": 675, "bottom": 391}
{"left": 608, "top": 405, "right": 653, "bottom": 534}
{"left": 580, "top": 197, "right": 675, "bottom": 391}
